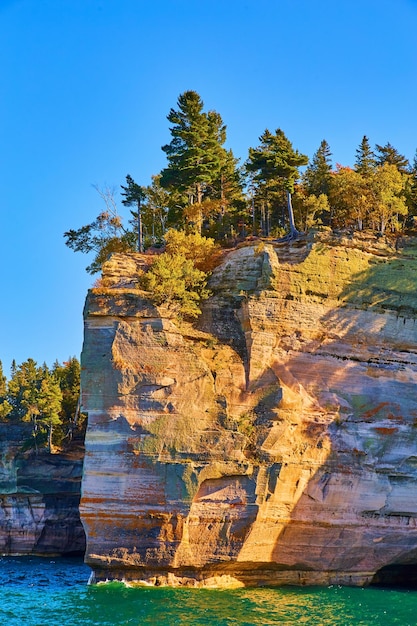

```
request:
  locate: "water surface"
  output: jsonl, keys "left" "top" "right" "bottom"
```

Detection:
{"left": 1, "top": 557, "right": 416, "bottom": 625}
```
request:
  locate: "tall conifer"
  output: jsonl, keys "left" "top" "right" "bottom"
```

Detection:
{"left": 160, "top": 91, "right": 230, "bottom": 231}
{"left": 303, "top": 139, "right": 332, "bottom": 196}
{"left": 375, "top": 142, "right": 409, "bottom": 173}
{"left": 246, "top": 128, "right": 308, "bottom": 236}
{"left": 354, "top": 136, "right": 376, "bottom": 177}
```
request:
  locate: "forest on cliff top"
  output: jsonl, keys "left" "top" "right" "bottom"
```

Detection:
{"left": 64, "top": 90, "right": 417, "bottom": 275}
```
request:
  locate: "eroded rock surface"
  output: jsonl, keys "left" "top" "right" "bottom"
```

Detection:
{"left": 0, "top": 424, "right": 85, "bottom": 555}
{"left": 80, "top": 233, "right": 417, "bottom": 587}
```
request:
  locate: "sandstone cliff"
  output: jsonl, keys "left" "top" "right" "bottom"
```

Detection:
{"left": 0, "top": 424, "right": 85, "bottom": 556}
{"left": 80, "top": 231, "right": 417, "bottom": 587}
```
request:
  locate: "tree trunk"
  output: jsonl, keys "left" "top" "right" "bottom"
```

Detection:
{"left": 220, "top": 173, "right": 226, "bottom": 218}
{"left": 32, "top": 414, "right": 38, "bottom": 455}
{"left": 137, "top": 199, "right": 143, "bottom": 253}
{"left": 380, "top": 219, "right": 386, "bottom": 235}
{"left": 287, "top": 191, "right": 300, "bottom": 238}
{"left": 261, "top": 201, "right": 266, "bottom": 236}
{"left": 48, "top": 424, "right": 53, "bottom": 454}
{"left": 195, "top": 183, "right": 203, "bottom": 234}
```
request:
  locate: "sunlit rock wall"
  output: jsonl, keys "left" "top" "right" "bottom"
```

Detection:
{"left": 80, "top": 234, "right": 417, "bottom": 587}
{"left": 0, "top": 425, "right": 85, "bottom": 555}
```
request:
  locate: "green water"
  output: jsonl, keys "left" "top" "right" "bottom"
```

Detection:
{"left": 1, "top": 557, "right": 417, "bottom": 625}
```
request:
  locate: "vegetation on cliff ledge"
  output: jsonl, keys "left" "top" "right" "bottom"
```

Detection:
{"left": 138, "top": 230, "right": 215, "bottom": 318}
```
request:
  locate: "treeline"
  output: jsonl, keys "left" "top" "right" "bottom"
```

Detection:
{"left": 0, "top": 357, "right": 85, "bottom": 453}
{"left": 64, "top": 90, "right": 417, "bottom": 272}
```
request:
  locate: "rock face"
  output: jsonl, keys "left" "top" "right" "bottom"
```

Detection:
{"left": 0, "top": 424, "right": 85, "bottom": 555}
{"left": 80, "top": 232, "right": 417, "bottom": 587}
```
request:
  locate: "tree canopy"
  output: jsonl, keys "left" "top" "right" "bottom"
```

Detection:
{"left": 375, "top": 142, "right": 409, "bottom": 174}
{"left": 303, "top": 139, "right": 332, "bottom": 197}
{"left": 139, "top": 229, "right": 213, "bottom": 318}
{"left": 354, "top": 135, "right": 376, "bottom": 177}
{"left": 246, "top": 128, "right": 308, "bottom": 236}
{"left": 160, "top": 90, "right": 242, "bottom": 233}
{"left": 0, "top": 357, "right": 85, "bottom": 453}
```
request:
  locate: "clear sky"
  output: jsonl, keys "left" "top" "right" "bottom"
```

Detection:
{"left": 1, "top": 0, "right": 417, "bottom": 374}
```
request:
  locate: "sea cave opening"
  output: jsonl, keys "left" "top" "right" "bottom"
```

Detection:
{"left": 371, "top": 564, "right": 417, "bottom": 589}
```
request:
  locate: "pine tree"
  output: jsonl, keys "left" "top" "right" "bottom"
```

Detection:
{"left": 0, "top": 361, "right": 12, "bottom": 420}
{"left": 53, "top": 357, "right": 85, "bottom": 439}
{"left": 375, "top": 142, "right": 409, "bottom": 173}
{"left": 0, "top": 361, "right": 6, "bottom": 397}
{"left": 8, "top": 358, "right": 41, "bottom": 421}
{"left": 201, "top": 148, "right": 245, "bottom": 237}
{"left": 354, "top": 136, "right": 376, "bottom": 177}
{"left": 37, "top": 372, "right": 63, "bottom": 453}
{"left": 405, "top": 150, "right": 417, "bottom": 217}
{"left": 303, "top": 139, "right": 332, "bottom": 196}
{"left": 160, "top": 91, "right": 229, "bottom": 232}
{"left": 246, "top": 128, "right": 308, "bottom": 237}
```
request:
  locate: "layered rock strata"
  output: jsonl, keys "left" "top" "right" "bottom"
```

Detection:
{"left": 80, "top": 233, "right": 417, "bottom": 587}
{"left": 0, "top": 424, "right": 85, "bottom": 555}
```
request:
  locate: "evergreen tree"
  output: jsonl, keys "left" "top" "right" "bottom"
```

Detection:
{"left": 375, "top": 142, "right": 409, "bottom": 173}
{"left": 7, "top": 358, "right": 41, "bottom": 421}
{"left": 201, "top": 149, "right": 245, "bottom": 238}
{"left": 405, "top": 150, "right": 417, "bottom": 217}
{"left": 36, "top": 372, "right": 63, "bottom": 453}
{"left": 139, "top": 230, "right": 215, "bottom": 319}
{"left": 15, "top": 359, "right": 45, "bottom": 452}
{"left": 1, "top": 357, "right": 83, "bottom": 450}
{"left": 354, "top": 135, "right": 376, "bottom": 177}
{"left": 53, "top": 357, "right": 85, "bottom": 440}
{"left": 303, "top": 139, "right": 332, "bottom": 196}
{"left": 246, "top": 128, "right": 308, "bottom": 237}
{"left": 0, "top": 361, "right": 12, "bottom": 420}
{"left": 160, "top": 91, "right": 229, "bottom": 232}
{"left": 0, "top": 361, "right": 6, "bottom": 397}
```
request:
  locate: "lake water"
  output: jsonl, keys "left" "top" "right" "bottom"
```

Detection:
{"left": 1, "top": 557, "right": 417, "bottom": 625}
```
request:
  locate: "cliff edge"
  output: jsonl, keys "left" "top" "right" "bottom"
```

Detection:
{"left": 80, "top": 231, "right": 417, "bottom": 587}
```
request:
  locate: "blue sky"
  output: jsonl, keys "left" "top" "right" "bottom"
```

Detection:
{"left": 1, "top": 0, "right": 417, "bottom": 373}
